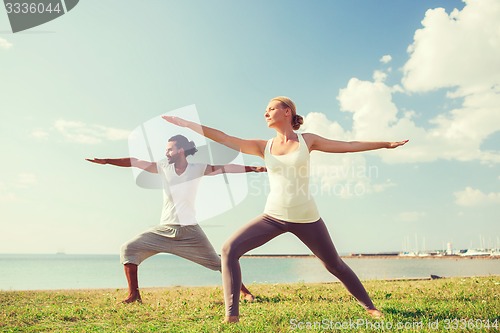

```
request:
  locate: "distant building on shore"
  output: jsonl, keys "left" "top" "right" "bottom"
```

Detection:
{"left": 348, "top": 252, "right": 400, "bottom": 257}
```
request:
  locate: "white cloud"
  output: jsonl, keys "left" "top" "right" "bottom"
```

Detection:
{"left": 54, "top": 119, "right": 130, "bottom": 144}
{"left": 335, "top": 78, "right": 434, "bottom": 164}
{"left": 396, "top": 211, "right": 426, "bottom": 222}
{"left": 16, "top": 173, "right": 37, "bottom": 188}
{"left": 373, "top": 70, "right": 388, "bottom": 82}
{"left": 403, "top": 0, "right": 500, "bottom": 94}
{"left": 335, "top": 76, "right": 500, "bottom": 164}
{"left": 380, "top": 55, "right": 392, "bottom": 64}
{"left": 99, "top": 125, "right": 130, "bottom": 141}
{"left": 372, "top": 179, "right": 397, "bottom": 193}
{"left": 326, "top": 0, "right": 500, "bottom": 165}
{"left": 337, "top": 78, "right": 398, "bottom": 138}
{"left": 454, "top": 187, "right": 500, "bottom": 206}
{"left": 0, "top": 38, "right": 12, "bottom": 50}
{"left": 399, "top": 0, "right": 500, "bottom": 164}
{"left": 301, "top": 112, "right": 349, "bottom": 140}
{"left": 31, "top": 129, "right": 49, "bottom": 140}
{"left": 301, "top": 113, "right": 396, "bottom": 199}
{"left": 301, "top": 73, "right": 499, "bottom": 165}
{"left": 0, "top": 182, "right": 17, "bottom": 202}
{"left": 299, "top": 1, "right": 500, "bottom": 166}
{"left": 0, "top": 173, "right": 37, "bottom": 202}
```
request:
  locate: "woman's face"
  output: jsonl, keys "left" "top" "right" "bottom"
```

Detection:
{"left": 264, "top": 100, "right": 289, "bottom": 128}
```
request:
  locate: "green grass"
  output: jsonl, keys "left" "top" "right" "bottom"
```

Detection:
{"left": 1, "top": 277, "right": 499, "bottom": 332}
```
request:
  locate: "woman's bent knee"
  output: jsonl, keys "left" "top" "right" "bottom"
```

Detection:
{"left": 324, "top": 258, "right": 350, "bottom": 277}
{"left": 221, "top": 240, "right": 241, "bottom": 261}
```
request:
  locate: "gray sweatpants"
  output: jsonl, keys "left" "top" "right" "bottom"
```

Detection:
{"left": 120, "top": 224, "right": 221, "bottom": 271}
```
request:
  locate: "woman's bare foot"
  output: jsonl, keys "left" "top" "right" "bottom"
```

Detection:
{"left": 121, "top": 292, "right": 142, "bottom": 304}
{"left": 224, "top": 315, "right": 239, "bottom": 323}
{"left": 367, "top": 309, "right": 383, "bottom": 318}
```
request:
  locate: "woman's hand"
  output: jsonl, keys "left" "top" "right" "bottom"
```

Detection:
{"left": 162, "top": 115, "right": 190, "bottom": 127}
{"left": 387, "top": 140, "right": 409, "bottom": 149}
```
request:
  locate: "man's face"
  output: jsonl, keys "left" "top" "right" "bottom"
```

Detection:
{"left": 165, "top": 141, "right": 181, "bottom": 164}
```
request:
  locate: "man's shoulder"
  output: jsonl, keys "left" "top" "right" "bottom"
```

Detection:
{"left": 188, "top": 162, "right": 208, "bottom": 174}
{"left": 189, "top": 162, "right": 207, "bottom": 167}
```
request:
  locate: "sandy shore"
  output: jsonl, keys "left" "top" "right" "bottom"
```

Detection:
{"left": 242, "top": 254, "right": 500, "bottom": 260}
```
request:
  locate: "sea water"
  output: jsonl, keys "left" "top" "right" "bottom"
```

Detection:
{"left": 1, "top": 254, "right": 499, "bottom": 291}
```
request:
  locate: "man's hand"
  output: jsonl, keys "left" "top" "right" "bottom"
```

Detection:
{"left": 86, "top": 158, "right": 107, "bottom": 164}
{"left": 253, "top": 166, "right": 267, "bottom": 172}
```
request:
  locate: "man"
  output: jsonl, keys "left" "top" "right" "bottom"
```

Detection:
{"left": 87, "top": 134, "right": 264, "bottom": 303}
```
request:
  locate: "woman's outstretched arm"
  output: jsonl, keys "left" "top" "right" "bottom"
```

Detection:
{"left": 163, "top": 116, "right": 267, "bottom": 158}
{"left": 303, "top": 133, "right": 408, "bottom": 153}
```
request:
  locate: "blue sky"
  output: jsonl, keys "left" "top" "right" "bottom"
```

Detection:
{"left": 0, "top": 0, "right": 499, "bottom": 255}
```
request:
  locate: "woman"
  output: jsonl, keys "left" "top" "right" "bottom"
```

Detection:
{"left": 163, "top": 97, "right": 408, "bottom": 323}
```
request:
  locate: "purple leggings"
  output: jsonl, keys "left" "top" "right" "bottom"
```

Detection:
{"left": 221, "top": 214, "right": 376, "bottom": 316}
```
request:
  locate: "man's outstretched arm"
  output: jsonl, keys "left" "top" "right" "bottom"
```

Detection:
{"left": 204, "top": 164, "right": 266, "bottom": 176}
{"left": 86, "top": 158, "right": 158, "bottom": 173}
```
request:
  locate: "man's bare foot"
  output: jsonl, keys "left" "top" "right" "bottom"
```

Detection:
{"left": 224, "top": 315, "right": 239, "bottom": 323}
{"left": 367, "top": 309, "right": 383, "bottom": 318}
{"left": 120, "top": 293, "right": 142, "bottom": 304}
{"left": 241, "top": 292, "right": 255, "bottom": 302}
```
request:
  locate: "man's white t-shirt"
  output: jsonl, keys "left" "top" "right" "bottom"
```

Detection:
{"left": 156, "top": 160, "right": 207, "bottom": 226}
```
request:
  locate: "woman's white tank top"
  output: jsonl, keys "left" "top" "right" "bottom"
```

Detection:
{"left": 263, "top": 133, "right": 320, "bottom": 223}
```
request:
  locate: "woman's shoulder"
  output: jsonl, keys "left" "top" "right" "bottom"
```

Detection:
{"left": 262, "top": 138, "right": 272, "bottom": 154}
{"left": 300, "top": 132, "right": 319, "bottom": 151}
{"left": 301, "top": 132, "right": 319, "bottom": 140}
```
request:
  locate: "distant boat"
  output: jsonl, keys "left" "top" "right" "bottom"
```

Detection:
{"left": 399, "top": 250, "right": 447, "bottom": 257}
{"left": 459, "top": 249, "right": 491, "bottom": 257}
{"left": 399, "top": 251, "right": 418, "bottom": 257}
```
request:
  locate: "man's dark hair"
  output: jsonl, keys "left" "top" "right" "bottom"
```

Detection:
{"left": 168, "top": 134, "right": 198, "bottom": 156}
